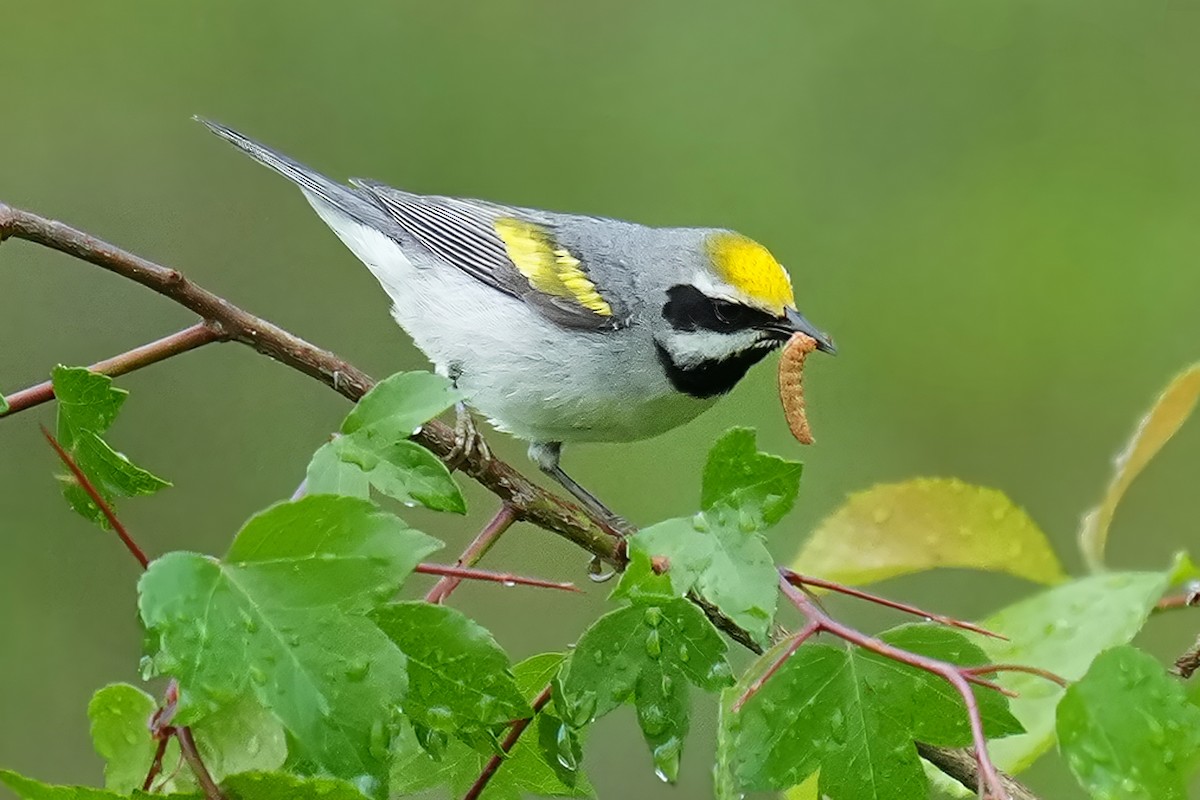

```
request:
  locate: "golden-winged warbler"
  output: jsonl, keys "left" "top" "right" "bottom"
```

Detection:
{"left": 199, "top": 119, "right": 834, "bottom": 528}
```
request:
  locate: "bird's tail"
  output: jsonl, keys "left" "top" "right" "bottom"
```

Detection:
{"left": 195, "top": 117, "right": 392, "bottom": 230}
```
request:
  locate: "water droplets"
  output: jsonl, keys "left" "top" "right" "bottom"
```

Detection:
{"left": 344, "top": 658, "right": 371, "bottom": 682}
{"left": 645, "top": 629, "right": 662, "bottom": 659}
{"left": 652, "top": 736, "right": 682, "bottom": 783}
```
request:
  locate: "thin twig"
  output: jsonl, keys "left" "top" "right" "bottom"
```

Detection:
{"left": 963, "top": 663, "right": 1068, "bottom": 689}
{"left": 40, "top": 425, "right": 150, "bottom": 569}
{"left": 2, "top": 322, "right": 222, "bottom": 415}
{"left": 1155, "top": 585, "right": 1200, "bottom": 613}
{"left": 463, "top": 684, "right": 554, "bottom": 800}
{"left": 731, "top": 620, "right": 820, "bottom": 712}
{"left": 1173, "top": 634, "right": 1200, "bottom": 679}
{"left": 175, "top": 726, "right": 225, "bottom": 800}
{"left": 917, "top": 743, "right": 1041, "bottom": 800}
{"left": 141, "top": 737, "right": 171, "bottom": 792}
{"left": 0, "top": 202, "right": 619, "bottom": 565}
{"left": 775, "top": 574, "right": 1014, "bottom": 800}
{"left": 426, "top": 504, "right": 519, "bottom": 603}
{"left": 415, "top": 561, "right": 580, "bottom": 593}
{"left": 781, "top": 569, "right": 1006, "bottom": 640}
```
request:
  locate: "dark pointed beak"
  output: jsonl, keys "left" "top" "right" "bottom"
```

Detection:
{"left": 774, "top": 308, "right": 837, "bottom": 354}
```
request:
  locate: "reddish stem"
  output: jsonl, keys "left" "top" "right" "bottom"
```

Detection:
{"left": 463, "top": 684, "right": 554, "bottom": 800}
{"left": 780, "top": 568, "right": 1005, "bottom": 640}
{"left": 2, "top": 322, "right": 222, "bottom": 416}
{"left": 773, "top": 576, "right": 1010, "bottom": 800}
{"left": 141, "top": 736, "right": 171, "bottom": 792}
{"left": 415, "top": 562, "right": 580, "bottom": 593}
{"left": 426, "top": 504, "right": 519, "bottom": 604}
{"left": 963, "top": 663, "right": 1068, "bottom": 689}
{"left": 40, "top": 426, "right": 150, "bottom": 570}
{"left": 176, "top": 725, "right": 226, "bottom": 800}
{"left": 732, "top": 620, "right": 821, "bottom": 712}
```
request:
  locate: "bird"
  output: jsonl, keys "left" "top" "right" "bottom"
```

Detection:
{"left": 198, "top": 118, "right": 835, "bottom": 531}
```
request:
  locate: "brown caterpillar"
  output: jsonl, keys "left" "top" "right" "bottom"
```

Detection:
{"left": 778, "top": 332, "right": 817, "bottom": 445}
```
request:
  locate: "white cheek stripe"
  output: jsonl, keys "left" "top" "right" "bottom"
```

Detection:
{"left": 662, "top": 329, "right": 762, "bottom": 368}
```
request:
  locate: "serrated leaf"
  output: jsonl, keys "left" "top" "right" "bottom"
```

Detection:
{"left": 701, "top": 427, "right": 803, "bottom": 527}
{"left": 616, "top": 515, "right": 778, "bottom": 645}
{"left": 191, "top": 693, "right": 288, "bottom": 782}
{"left": 1056, "top": 646, "right": 1200, "bottom": 800}
{"left": 305, "top": 441, "right": 372, "bottom": 498}
{"left": 51, "top": 366, "right": 169, "bottom": 526}
{"left": 306, "top": 372, "right": 465, "bottom": 513}
{"left": 0, "top": 769, "right": 196, "bottom": 800}
{"left": 307, "top": 437, "right": 464, "bottom": 513}
{"left": 88, "top": 683, "right": 160, "bottom": 793}
{"left": 560, "top": 598, "right": 733, "bottom": 782}
{"left": 974, "top": 570, "right": 1172, "bottom": 774}
{"left": 370, "top": 602, "right": 530, "bottom": 738}
{"left": 341, "top": 371, "right": 461, "bottom": 441}
{"left": 719, "top": 625, "right": 1021, "bottom": 798}
{"left": 614, "top": 430, "right": 799, "bottom": 644}
{"left": 1080, "top": 363, "right": 1200, "bottom": 572}
{"left": 221, "top": 771, "right": 371, "bottom": 800}
{"left": 389, "top": 654, "right": 593, "bottom": 799}
{"left": 793, "top": 479, "right": 1066, "bottom": 587}
{"left": 138, "top": 495, "right": 441, "bottom": 791}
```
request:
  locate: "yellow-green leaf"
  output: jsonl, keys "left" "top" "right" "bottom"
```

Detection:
{"left": 784, "top": 771, "right": 821, "bottom": 800}
{"left": 1079, "top": 362, "right": 1200, "bottom": 572}
{"left": 792, "top": 479, "right": 1065, "bottom": 587}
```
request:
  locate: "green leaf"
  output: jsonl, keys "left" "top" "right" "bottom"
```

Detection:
{"left": 305, "top": 441, "right": 371, "bottom": 498}
{"left": 0, "top": 770, "right": 195, "bottom": 800}
{"left": 792, "top": 478, "right": 1066, "bottom": 587}
{"left": 51, "top": 366, "right": 170, "bottom": 526}
{"left": 89, "top": 684, "right": 287, "bottom": 794}
{"left": 1057, "top": 646, "right": 1200, "bottom": 800}
{"left": 560, "top": 598, "right": 733, "bottom": 783}
{"left": 370, "top": 602, "right": 530, "bottom": 739}
{"left": 701, "top": 427, "right": 803, "bottom": 528}
{"left": 306, "top": 372, "right": 465, "bottom": 513}
{"left": 389, "top": 654, "right": 593, "bottom": 799}
{"left": 616, "top": 515, "right": 778, "bottom": 645}
{"left": 88, "top": 683, "right": 160, "bottom": 793}
{"left": 222, "top": 771, "right": 371, "bottom": 800}
{"left": 0, "top": 393, "right": 9, "bottom": 415}
{"left": 719, "top": 625, "right": 1021, "bottom": 797}
{"left": 341, "top": 371, "right": 461, "bottom": 441}
{"left": 1080, "top": 362, "right": 1200, "bottom": 572}
{"left": 308, "top": 438, "right": 464, "bottom": 513}
{"left": 974, "top": 570, "right": 1173, "bottom": 774}
{"left": 615, "top": 429, "right": 800, "bottom": 644}
{"left": 138, "top": 495, "right": 441, "bottom": 790}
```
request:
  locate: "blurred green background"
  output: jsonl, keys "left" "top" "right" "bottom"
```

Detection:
{"left": 3, "top": 1, "right": 1199, "bottom": 797}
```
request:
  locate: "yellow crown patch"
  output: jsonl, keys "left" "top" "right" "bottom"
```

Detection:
{"left": 704, "top": 232, "right": 795, "bottom": 315}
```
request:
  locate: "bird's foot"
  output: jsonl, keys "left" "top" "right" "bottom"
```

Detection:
{"left": 446, "top": 403, "right": 490, "bottom": 472}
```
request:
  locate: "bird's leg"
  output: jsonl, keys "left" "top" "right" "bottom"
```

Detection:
{"left": 445, "top": 401, "right": 491, "bottom": 471}
{"left": 440, "top": 363, "right": 490, "bottom": 471}
{"left": 528, "top": 442, "right": 634, "bottom": 540}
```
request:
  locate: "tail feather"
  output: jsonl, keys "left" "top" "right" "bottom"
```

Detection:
{"left": 195, "top": 117, "right": 392, "bottom": 230}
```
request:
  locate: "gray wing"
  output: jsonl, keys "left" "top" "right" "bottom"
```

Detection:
{"left": 352, "top": 179, "right": 624, "bottom": 331}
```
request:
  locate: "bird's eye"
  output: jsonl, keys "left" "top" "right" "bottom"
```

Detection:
{"left": 711, "top": 299, "right": 750, "bottom": 326}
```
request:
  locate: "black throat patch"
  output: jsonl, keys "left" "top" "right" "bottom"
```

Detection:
{"left": 654, "top": 341, "right": 774, "bottom": 399}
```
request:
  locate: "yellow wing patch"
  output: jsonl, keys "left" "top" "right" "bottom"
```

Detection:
{"left": 493, "top": 218, "right": 613, "bottom": 316}
{"left": 705, "top": 232, "right": 795, "bottom": 315}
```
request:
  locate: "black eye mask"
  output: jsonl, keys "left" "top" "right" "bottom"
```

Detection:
{"left": 661, "top": 285, "right": 777, "bottom": 334}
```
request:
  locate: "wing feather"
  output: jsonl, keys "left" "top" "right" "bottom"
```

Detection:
{"left": 354, "top": 180, "right": 622, "bottom": 330}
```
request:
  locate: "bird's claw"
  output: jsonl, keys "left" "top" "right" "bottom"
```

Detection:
{"left": 446, "top": 403, "right": 490, "bottom": 471}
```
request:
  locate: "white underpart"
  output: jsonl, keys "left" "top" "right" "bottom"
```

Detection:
{"left": 305, "top": 194, "right": 719, "bottom": 444}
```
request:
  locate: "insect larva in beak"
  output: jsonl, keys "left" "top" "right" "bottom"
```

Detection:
{"left": 778, "top": 332, "right": 817, "bottom": 445}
